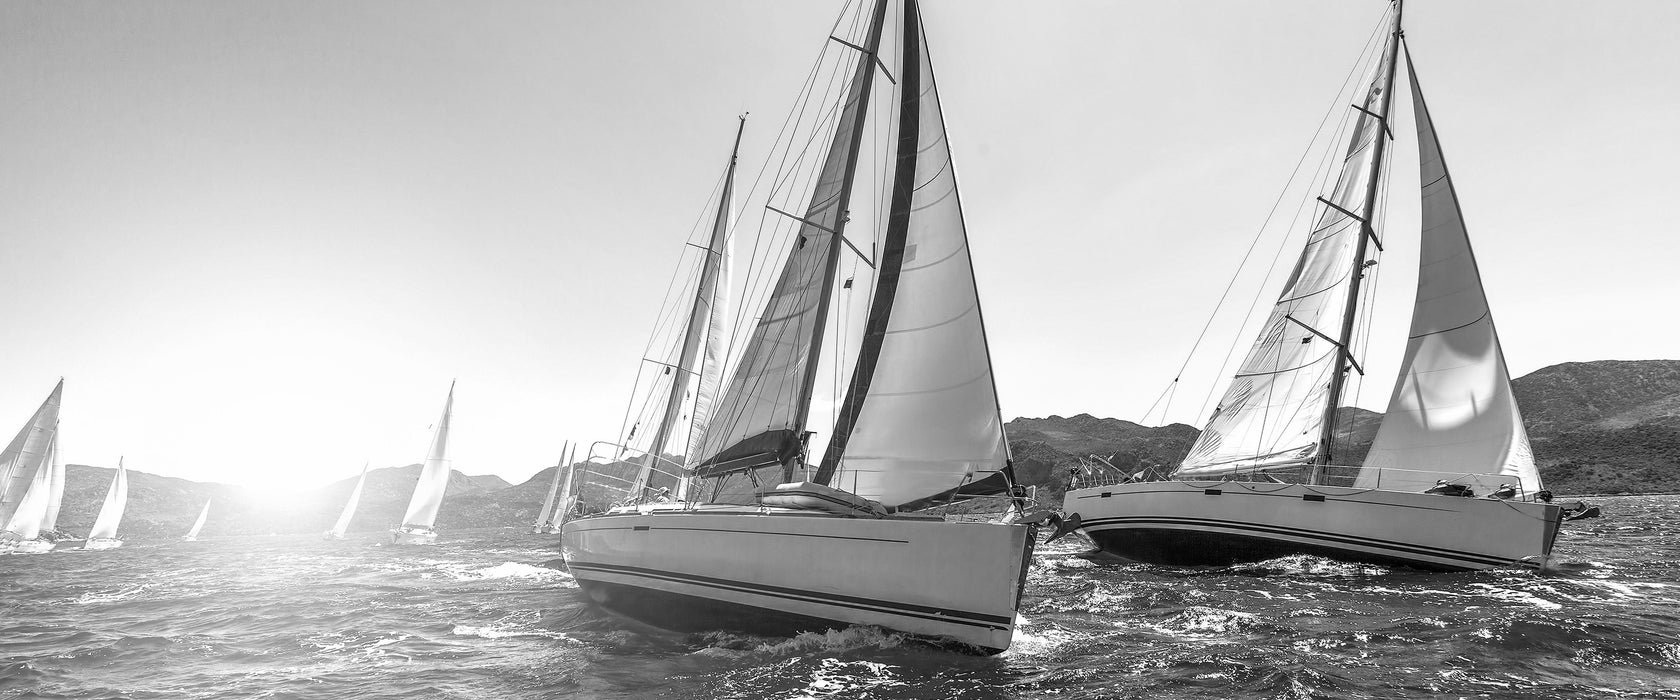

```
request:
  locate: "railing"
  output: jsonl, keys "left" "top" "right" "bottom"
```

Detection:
{"left": 1070, "top": 463, "right": 1542, "bottom": 501}
{"left": 571, "top": 441, "right": 692, "bottom": 512}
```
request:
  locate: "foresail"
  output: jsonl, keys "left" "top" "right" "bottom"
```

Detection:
{"left": 0, "top": 381, "right": 62, "bottom": 527}
{"left": 1357, "top": 48, "right": 1539, "bottom": 495}
{"left": 43, "top": 429, "right": 65, "bottom": 532}
{"left": 1177, "top": 45, "right": 1396, "bottom": 478}
{"left": 686, "top": 156, "right": 735, "bottom": 467}
{"left": 816, "top": 0, "right": 1009, "bottom": 509}
{"left": 402, "top": 384, "right": 454, "bottom": 528}
{"left": 331, "top": 464, "right": 369, "bottom": 536}
{"left": 2, "top": 449, "right": 53, "bottom": 539}
{"left": 88, "top": 460, "right": 128, "bottom": 540}
{"left": 692, "top": 2, "right": 889, "bottom": 479}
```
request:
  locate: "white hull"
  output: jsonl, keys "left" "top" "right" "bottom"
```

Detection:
{"left": 1064, "top": 480, "right": 1564, "bottom": 571}
{"left": 1, "top": 539, "right": 55, "bottom": 555}
{"left": 81, "top": 538, "right": 124, "bottom": 551}
{"left": 561, "top": 504, "right": 1033, "bottom": 653}
{"left": 322, "top": 531, "right": 345, "bottom": 541}
{"left": 180, "top": 536, "right": 197, "bottom": 542}
{"left": 389, "top": 527, "right": 437, "bottom": 545}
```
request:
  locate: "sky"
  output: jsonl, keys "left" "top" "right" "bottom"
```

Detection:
{"left": 2, "top": 0, "right": 1675, "bottom": 491}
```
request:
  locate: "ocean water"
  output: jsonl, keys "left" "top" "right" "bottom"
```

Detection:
{"left": 2, "top": 495, "right": 1676, "bottom": 699}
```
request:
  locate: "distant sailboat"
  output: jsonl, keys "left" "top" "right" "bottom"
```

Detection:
{"left": 532, "top": 442, "right": 571, "bottom": 534}
{"left": 324, "top": 462, "right": 369, "bottom": 540}
{"left": 83, "top": 457, "right": 129, "bottom": 550}
{"left": 564, "top": 0, "right": 1040, "bottom": 653}
{"left": 0, "top": 382, "right": 63, "bottom": 555}
{"left": 391, "top": 382, "right": 454, "bottom": 545}
{"left": 181, "top": 498, "right": 211, "bottom": 541}
{"left": 1061, "top": 0, "right": 1590, "bottom": 571}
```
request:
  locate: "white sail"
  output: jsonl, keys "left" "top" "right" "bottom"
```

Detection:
{"left": 688, "top": 187, "right": 733, "bottom": 466}
{"left": 817, "top": 6, "right": 1009, "bottom": 509}
{"left": 329, "top": 462, "right": 371, "bottom": 537}
{"left": 1177, "top": 46, "right": 1397, "bottom": 477}
{"left": 555, "top": 443, "right": 579, "bottom": 522}
{"left": 2, "top": 449, "right": 54, "bottom": 540}
{"left": 0, "top": 380, "right": 63, "bottom": 527}
{"left": 185, "top": 499, "right": 211, "bottom": 539}
{"left": 536, "top": 443, "right": 568, "bottom": 529}
{"left": 42, "top": 428, "right": 65, "bottom": 532}
{"left": 401, "top": 383, "right": 455, "bottom": 528}
{"left": 88, "top": 458, "right": 129, "bottom": 540}
{"left": 1357, "top": 52, "right": 1539, "bottom": 494}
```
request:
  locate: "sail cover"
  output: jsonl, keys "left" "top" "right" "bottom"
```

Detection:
{"left": 1177, "top": 46, "right": 1396, "bottom": 477}
{"left": 816, "top": 2, "right": 1009, "bottom": 509}
{"left": 88, "top": 459, "right": 128, "bottom": 540}
{"left": 1357, "top": 50, "right": 1539, "bottom": 494}
{"left": 0, "top": 380, "right": 63, "bottom": 527}
{"left": 692, "top": 3, "right": 887, "bottom": 478}
{"left": 402, "top": 383, "right": 454, "bottom": 528}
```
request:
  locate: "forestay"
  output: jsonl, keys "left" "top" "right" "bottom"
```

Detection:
{"left": 1357, "top": 50, "right": 1539, "bottom": 494}
{"left": 402, "top": 383, "right": 454, "bottom": 529}
{"left": 816, "top": 2, "right": 1009, "bottom": 509}
{"left": 1177, "top": 45, "right": 1397, "bottom": 478}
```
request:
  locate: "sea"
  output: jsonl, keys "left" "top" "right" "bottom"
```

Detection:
{"left": 2, "top": 495, "right": 1676, "bottom": 700}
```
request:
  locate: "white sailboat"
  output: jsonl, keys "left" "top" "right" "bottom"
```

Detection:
{"left": 83, "top": 457, "right": 129, "bottom": 550}
{"left": 323, "top": 462, "right": 369, "bottom": 540}
{"left": 390, "top": 382, "right": 454, "bottom": 545}
{"left": 0, "top": 381, "right": 63, "bottom": 555}
{"left": 563, "top": 0, "right": 1038, "bottom": 654}
{"left": 1060, "top": 0, "right": 1588, "bottom": 571}
{"left": 181, "top": 498, "right": 211, "bottom": 541}
{"left": 532, "top": 442, "right": 574, "bottom": 534}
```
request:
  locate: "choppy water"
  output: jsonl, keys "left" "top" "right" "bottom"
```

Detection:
{"left": 2, "top": 495, "right": 1676, "bottom": 699}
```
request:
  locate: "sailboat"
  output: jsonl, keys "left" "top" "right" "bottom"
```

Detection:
{"left": 323, "top": 462, "right": 369, "bottom": 540}
{"left": 563, "top": 0, "right": 1038, "bottom": 654}
{"left": 83, "top": 457, "right": 129, "bottom": 550}
{"left": 0, "top": 381, "right": 63, "bottom": 555}
{"left": 1060, "top": 0, "right": 1588, "bottom": 571}
{"left": 181, "top": 498, "right": 211, "bottom": 541}
{"left": 532, "top": 442, "right": 575, "bottom": 534}
{"left": 390, "top": 382, "right": 454, "bottom": 545}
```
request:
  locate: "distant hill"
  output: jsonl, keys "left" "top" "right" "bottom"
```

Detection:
{"left": 1001, "top": 359, "right": 1680, "bottom": 499}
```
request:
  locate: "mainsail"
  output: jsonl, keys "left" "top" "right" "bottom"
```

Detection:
{"left": 691, "top": 0, "right": 891, "bottom": 481}
{"left": 2, "top": 447, "right": 54, "bottom": 540}
{"left": 1356, "top": 47, "right": 1540, "bottom": 494}
{"left": 814, "top": 1, "right": 1010, "bottom": 509}
{"left": 88, "top": 458, "right": 129, "bottom": 540}
{"left": 329, "top": 462, "right": 370, "bottom": 537}
{"left": 401, "top": 382, "right": 455, "bottom": 529}
{"left": 0, "top": 380, "right": 63, "bottom": 527}
{"left": 185, "top": 499, "right": 211, "bottom": 539}
{"left": 631, "top": 121, "right": 741, "bottom": 497}
{"left": 1177, "top": 20, "right": 1399, "bottom": 478}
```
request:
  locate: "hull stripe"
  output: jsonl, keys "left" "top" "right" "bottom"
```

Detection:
{"left": 568, "top": 561, "right": 1012, "bottom": 629}
{"left": 568, "top": 524, "right": 907, "bottom": 544}
{"left": 1080, "top": 515, "right": 1521, "bottom": 567}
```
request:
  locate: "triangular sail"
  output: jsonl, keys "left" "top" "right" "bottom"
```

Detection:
{"left": 1177, "top": 37, "right": 1398, "bottom": 478}
{"left": 691, "top": 0, "right": 891, "bottom": 480}
{"left": 88, "top": 458, "right": 128, "bottom": 540}
{"left": 1357, "top": 47, "right": 1539, "bottom": 494}
{"left": 185, "top": 499, "right": 211, "bottom": 539}
{"left": 815, "top": 0, "right": 1010, "bottom": 509}
{"left": 536, "top": 443, "right": 568, "bottom": 529}
{"left": 2, "top": 447, "right": 54, "bottom": 540}
{"left": 43, "top": 427, "right": 65, "bottom": 532}
{"left": 632, "top": 122, "right": 742, "bottom": 497}
{"left": 0, "top": 380, "right": 63, "bottom": 527}
{"left": 401, "top": 383, "right": 455, "bottom": 528}
{"left": 330, "top": 462, "right": 370, "bottom": 537}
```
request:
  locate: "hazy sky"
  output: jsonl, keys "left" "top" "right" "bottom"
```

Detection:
{"left": 2, "top": 0, "right": 1675, "bottom": 491}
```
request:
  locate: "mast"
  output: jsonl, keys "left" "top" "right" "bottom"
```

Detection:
{"left": 632, "top": 118, "right": 746, "bottom": 496}
{"left": 784, "top": 0, "right": 892, "bottom": 481}
{"left": 1313, "top": 0, "right": 1403, "bottom": 482}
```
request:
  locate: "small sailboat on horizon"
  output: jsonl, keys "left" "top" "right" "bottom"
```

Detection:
{"left": 324, "top": 462, "right": 369, "bottom": 540}
{"left": 532, "top": 442, "right": 576, "bottom": 534}
{"left": 83, "top": 457, "right": 129, "bottom": 550}
{"left": 1060, "top": 0, "right": 1595, "bottom": 571}
{"left": 181, "top": 498, "right": 211, "bottom": 541}
{"left": 391, "top": 382, "right": 455, "bottom": 545}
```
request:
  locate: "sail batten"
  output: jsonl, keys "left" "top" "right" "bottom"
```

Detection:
{"left": 1357, "top": 44, "right": 1540, "bottom": 494}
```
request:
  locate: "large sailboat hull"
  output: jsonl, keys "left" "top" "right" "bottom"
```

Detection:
{"left": 389, "top": 527, "right": 438, "bottom": 545}
{"left": 0, "top": 539, "right": 54, "bottom": 555}
{"left": 561, "top": 505, "right": 1033, "bottom": 653}
{"left": 1064, "top": 481, "right": 1564, "bottom": 571}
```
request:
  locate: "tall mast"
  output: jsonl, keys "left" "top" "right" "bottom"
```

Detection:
{"left": 1314, "top": 0, "right": 1403, "bottom": 481}
{"left": 785, "top": 0, "right": 892, "bottom": 479}
{"left": 632, "top": 117, "right": 746, "bottom": 496}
